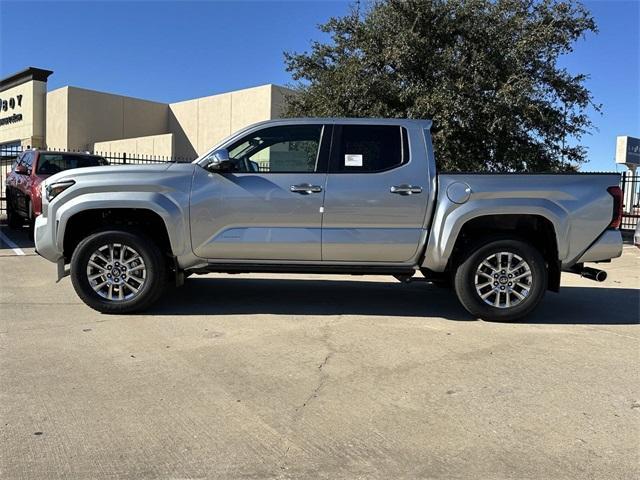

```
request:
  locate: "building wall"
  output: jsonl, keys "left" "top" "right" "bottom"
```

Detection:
{"left": 47, "top": 86, "right": 169, "bottom": 151}
{"left": 93, "top": 133, "right": 174, "bottom": 157}
{"left": 44, "top": 82, "right": 291, "bottom": 158}
{"left": 45, "top": 87, "right": 68, "bottom": 150}
{"left": 0, "top": 79, "right": 48, "bottom": 149}
{"left": 168, "top": 84, "right": 291, "bottom": 158}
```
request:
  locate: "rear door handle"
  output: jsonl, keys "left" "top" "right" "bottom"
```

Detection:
{"left": 290, "top": 184, "right": 323, "bottom": 194}
{"left": 390, "top": 184, "right": 422, "bottom": 195}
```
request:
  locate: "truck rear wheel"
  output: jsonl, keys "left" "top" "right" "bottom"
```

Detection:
{"left": 454, "top": 238, "right": 547, "bottom": 322}
{"left": 70, "top": 230, "right": 166, "bottom": 314}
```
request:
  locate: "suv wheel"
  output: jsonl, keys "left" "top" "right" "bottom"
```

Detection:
{"left": 6, "top": 192, "right": 23, "bottom": 229}
{"left": 454, "top": 238, "right": 547, "bottom": 322}
{"left": 6, "top": 204, "right": 22, "bottom": 229}
{"left": 70, "top": 230, "right": 166, "bottom": 313}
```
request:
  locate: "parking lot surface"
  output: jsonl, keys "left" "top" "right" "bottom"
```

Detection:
{"left": 1, "top": 225, "right": 638, "bottom": 480}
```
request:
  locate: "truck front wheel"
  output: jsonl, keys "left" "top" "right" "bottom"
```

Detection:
{"left": 70, "top": 230, "right": 166, "bottom": 314}
{"left": 454, "top": 238, "right": 547, "bottom": 322}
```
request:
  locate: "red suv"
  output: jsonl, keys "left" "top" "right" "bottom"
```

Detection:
{"left": 5, "top": 150, "right": 108, "bottom": 229}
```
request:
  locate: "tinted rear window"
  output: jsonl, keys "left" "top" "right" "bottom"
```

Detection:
{"left": 37, "top": 154, "right": 108, "bottom": 175}
{"left": 332, "top": 125, "right": 408, "bottom": 173}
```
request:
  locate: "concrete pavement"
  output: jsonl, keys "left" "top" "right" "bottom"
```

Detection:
{"left": 1, "top": 226, "right": 638, "bottom": 479}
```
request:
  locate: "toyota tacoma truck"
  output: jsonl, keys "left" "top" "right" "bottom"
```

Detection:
{"left": 34, "top": 119, "right": 624, "bottom": 321}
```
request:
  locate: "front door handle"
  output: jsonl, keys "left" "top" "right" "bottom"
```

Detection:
{"left": 390, "top": 184, "right": 422, "bottom": 195}
{"left": 290, "top": 184, "right": 323, "bottom": 194}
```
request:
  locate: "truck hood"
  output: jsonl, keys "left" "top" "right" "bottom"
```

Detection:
{"left": 45, "top": 159, "right": 195, "bottom": 185}
{"left": 44, "top": 162, "right": 183, "bottom": 185}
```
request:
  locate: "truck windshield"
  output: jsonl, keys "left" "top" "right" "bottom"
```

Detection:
{"left": 37, "top": 154, "right": 108, "bottom": 175}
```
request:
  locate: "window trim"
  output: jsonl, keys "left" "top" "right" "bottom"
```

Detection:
{"left": 328, "top": 125, "right": 410, "bottom": 174}
{"left": 223, "top": 124, "right": 332, "bottom": 175}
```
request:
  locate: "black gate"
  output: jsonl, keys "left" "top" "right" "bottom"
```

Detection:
{"left": 620, "top": 172, "right": 640, "bottom": 231}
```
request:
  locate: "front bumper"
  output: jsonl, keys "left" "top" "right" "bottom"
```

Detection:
{"left": 34, "top": 214, "right": 62, "bottom": 263}
{"left": 575, "top": 229, "right": 623, "bottom": 264}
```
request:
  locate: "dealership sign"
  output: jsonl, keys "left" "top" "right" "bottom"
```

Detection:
{"left": 1, "top": 94, "right": 23, "bottom": 111}
{"left": 0, "top": 94, "right": 24, "bottom": 126}
{"left": 616, "top": 136, "right": 640, "bottom": 167}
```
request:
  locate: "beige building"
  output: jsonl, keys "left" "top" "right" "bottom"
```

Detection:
{"left": 0, "top": 68, "right": 52, "bottom": 151}
{"left": 0, "top": 67, "right": 292, "bottom": 159}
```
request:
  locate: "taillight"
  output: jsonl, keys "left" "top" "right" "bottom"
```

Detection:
{"left": 607, "top": 186, "right": 623, "bottom": 229}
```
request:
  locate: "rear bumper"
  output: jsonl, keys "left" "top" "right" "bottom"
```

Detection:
{"left": 575, "top": 229, "right": 623, "bottom": 264}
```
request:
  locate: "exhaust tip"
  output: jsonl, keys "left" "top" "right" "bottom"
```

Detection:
{"left": 595, "top": 270, "right": 607, "bottom": 282}
{"left": 580, "top": 266, "right": 608, "bottom": 282}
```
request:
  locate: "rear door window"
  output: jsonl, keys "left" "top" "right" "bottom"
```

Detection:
{"left": 330, "top": 125, "right": 409, "bottom": 173}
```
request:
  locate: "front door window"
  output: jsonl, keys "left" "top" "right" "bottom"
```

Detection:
{"left": 225, "top": 125, "right": 324, "bottom": 173}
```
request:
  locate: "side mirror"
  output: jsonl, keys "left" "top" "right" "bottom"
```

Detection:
{"left": 15, "top": 164, "right": 28, "bottom": 175}
{"left": 207, "top": 149, "right": 233, "bottom": 172}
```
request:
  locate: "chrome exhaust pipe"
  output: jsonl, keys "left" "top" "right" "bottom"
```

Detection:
{"left": 580, "top": 267, "right": 607, "bottom": 282}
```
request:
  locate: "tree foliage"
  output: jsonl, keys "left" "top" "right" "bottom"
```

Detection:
{"left": 284, "top": 0, "right": 599, "bottom": 172}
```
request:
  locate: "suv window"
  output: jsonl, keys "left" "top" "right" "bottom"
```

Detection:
{"left": 332, "top": 125, "right": 408, "bottom": 173}
{"left": 226, "top": 125, "right": 325, "bottom": 173}
{"left": 21, "top": 152, "right": 34, "bottom": 173}
{"left": 11, "top": 152, "right": 24, "bottom": 171}
{"left": 36, "top": 153, "right": 108, "bottom": 175}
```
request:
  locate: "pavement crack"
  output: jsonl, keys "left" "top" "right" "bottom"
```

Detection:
{"left": 295, "top": 351, "right": 334, "bottom": 413}
{"left": 294, "top": 322, "right": 337, "bottom": 416}
{"left": 318, "top": 352, "right": 332, "bottom": 371}
{"left": 277, "top": 445, "right": 291, "bottom": 472}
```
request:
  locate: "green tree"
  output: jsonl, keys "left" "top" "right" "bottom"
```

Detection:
{"left": 284, "top": 0, "right": 599, "bottom": 172}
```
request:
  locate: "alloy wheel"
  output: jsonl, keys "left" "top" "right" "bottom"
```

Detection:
{"left": 86, "top": 243, "right": 147, "bottom": 301}
{"left": 474, "top": 251, "right": 533, "bottom": 309}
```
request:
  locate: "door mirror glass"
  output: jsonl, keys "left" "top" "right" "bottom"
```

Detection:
{"left": 206, "top": 148, "right": 234, "bottom": 172}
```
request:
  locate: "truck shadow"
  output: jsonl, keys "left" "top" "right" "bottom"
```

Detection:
{"left": 150, "top": 277, "right": 639, "bottom": 325}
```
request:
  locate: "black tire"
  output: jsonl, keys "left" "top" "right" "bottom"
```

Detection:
{"left": 70, "top": 229, "right": 167, "bottom": 314}
{"left": 454, "top": 238, "right": 547, "bottom": 322}
{"left": 27, "top": 217, "right": 35, "bottom": 240}
{"left": 6, "top": 205, "right": 22, "bottom": 229}
{"left": 27, "top": 201, "right": 35, "bottom": 240}
{"left": 6, "top": 192, "right": 23, "bottom": 229}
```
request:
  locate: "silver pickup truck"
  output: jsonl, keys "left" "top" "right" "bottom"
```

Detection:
{"left": 34, "top": 118, "right": 624, "bottom": 321}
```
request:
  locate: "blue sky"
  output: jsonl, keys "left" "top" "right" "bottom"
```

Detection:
{"left": 1, "top": 0, "right": 637, "bottom": 171}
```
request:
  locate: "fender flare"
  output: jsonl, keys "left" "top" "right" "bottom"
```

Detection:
{"left": 53, "top": 191, "right": 188, "bottom": 257}
{"left": 422, "top": 198, "right": 567, "bottom": 272}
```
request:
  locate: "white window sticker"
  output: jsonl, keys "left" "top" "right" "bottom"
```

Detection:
{"left": 344, "top": 154, "right": 363, "bottom": 167}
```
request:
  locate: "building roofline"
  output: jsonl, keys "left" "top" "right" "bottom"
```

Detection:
{"left": 0, "top": 67, "right": 53, "bottom": 92}
{"left": 169, "top": 83, "right": 289, "bottom": 106}
{"left": 48, "top": 82, "right": 290, "bottom": 107}
{"left": 61, "top": 85, "right": 169, "bottom": 106}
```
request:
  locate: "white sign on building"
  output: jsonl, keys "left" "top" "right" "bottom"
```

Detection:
{"left": 615, "top": 135, "right": 640, "bottom": 168}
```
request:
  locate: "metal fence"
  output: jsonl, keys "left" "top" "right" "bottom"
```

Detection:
{"left": 620, "top": 172, "right": 640, "bottom": 231}
{"left": 0, "top": 146, "right": 193, "bottom": 216}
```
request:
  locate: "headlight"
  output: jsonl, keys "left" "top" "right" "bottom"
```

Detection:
{"left": 46, "top": 180, "right": 75, "bottom": 201}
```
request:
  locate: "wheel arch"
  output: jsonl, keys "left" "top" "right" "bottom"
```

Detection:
{"left": 423, "top": 207, "right": 564, "bottom": 292}
{"left": 53, "top": 192, "right": 188, "bottom": 262}
{"left": 60, "top": 203, "right": 181, "bottom": 263}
